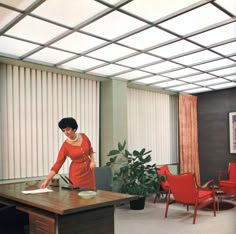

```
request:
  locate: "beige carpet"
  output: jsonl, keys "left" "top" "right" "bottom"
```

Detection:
{"left": 115, "top": 195, "right": 236, "bottom": 234}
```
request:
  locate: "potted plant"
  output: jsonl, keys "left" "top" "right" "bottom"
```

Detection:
{"left": 106, "top": 140, "right": 164, "bottom": 210}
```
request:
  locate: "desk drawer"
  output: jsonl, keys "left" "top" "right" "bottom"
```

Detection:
{"left": 29, "top": 212, "right": 55, "bottom": 234}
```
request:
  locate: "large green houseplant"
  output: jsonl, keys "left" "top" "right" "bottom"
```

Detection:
{"left": 106, "top": 141, "right": 164, "bottom": 209}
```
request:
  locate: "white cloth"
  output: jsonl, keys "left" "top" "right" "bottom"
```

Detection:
{"left": 22, "top": 188, "right": 53, "bottom": 194}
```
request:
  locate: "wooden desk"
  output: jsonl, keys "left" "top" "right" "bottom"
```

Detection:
{"left": 0, "top": 182, "right": 137, "bottom": 234}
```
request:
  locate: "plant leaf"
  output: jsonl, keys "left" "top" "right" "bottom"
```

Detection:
{"left": 107, "top": 150, "right": 120, "bottom": 156}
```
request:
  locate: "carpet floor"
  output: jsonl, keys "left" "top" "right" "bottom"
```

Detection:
{"left": 115, "top": 195, "right": 236, "bottom": 234}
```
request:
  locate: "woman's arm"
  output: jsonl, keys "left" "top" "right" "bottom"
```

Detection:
{"left": 40, "top": 170, "right": 56, "bottom": 188}
{"left": 89, "top": 153, "right": 96, "bottom": 170}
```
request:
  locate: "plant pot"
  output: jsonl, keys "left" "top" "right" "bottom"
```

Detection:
{"left": 130, "top": 196, "right": 145, "bottom": 210}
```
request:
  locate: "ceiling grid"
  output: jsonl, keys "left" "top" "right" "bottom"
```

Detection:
{"left": 0, "top": 0, "right": 235, "bottom": 94}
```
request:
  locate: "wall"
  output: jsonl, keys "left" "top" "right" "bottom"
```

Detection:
{"left": 197, "top": 87, "right": 236, "bottom": 184}
{"left": 100, "top": 79, "right": 128, "bottom": 166}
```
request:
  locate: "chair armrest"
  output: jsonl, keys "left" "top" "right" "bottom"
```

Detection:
{"left": 200, "top": 180, "right": 215, "bottom": 191}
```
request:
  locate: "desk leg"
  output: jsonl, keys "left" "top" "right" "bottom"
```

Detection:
{"left": 57, "top": 206, "right": 114, "bottom": 234}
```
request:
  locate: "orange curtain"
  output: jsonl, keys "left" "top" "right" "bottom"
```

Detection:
{"left": 179, "top": 93, "right": 200, "bottom": 185}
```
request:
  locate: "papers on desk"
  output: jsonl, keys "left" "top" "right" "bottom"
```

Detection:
{"left": 22, "top": 188, "right": 53, "bottom": 194}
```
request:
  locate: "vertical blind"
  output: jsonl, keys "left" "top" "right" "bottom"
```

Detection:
{"left": 127, "top": 88, "right": 178, "bottom": 165}
{"left": 0, "top": 63, "right": 100, "bottom": 180}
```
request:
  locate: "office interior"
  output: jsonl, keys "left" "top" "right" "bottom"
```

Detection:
{"left": 0, "top": 0, "right": 236, "bottom": 191}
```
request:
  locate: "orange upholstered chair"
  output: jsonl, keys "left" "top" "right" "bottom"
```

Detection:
{"left": 218, "top": 162, "right": 236, "bottom": 187}
{"left": 153, "top": 164, "right": 170, "bottom": 203}
{"left": 165, "top": 173, "right": 216, "bottom": 224}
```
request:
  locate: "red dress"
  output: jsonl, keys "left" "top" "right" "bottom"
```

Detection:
{"left": 51, "top": 133, "right": 96, "bottom": 189}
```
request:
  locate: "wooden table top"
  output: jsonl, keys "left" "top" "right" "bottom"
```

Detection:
{"left": 0, "top": 182, "right": 137, "bottom": 215}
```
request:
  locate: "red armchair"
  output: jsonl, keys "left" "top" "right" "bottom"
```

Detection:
{"left": 154, "top": 164, "right": 170, "bottom": 203}
{"left": 165, "top": 173, "right": 216, "bottom": 224}
{"left": 218, "top": 162, "right": 236, "bottom": 187}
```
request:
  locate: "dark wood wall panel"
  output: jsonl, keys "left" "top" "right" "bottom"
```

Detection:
{"left": 197, "top": 87, "right": 236, "bottom": 184}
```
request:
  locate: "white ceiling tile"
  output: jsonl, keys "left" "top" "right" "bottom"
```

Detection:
{"left": 160, "top": 4, "right": 229, "bottom": 35}
{"left": 88, "top": 64, "right": 128, "bottom": 76}
{"left": 209, "top": 82, "right": 236, "bottom": 90}
{"left": 210, "top": 66, "right": 236, "bottom": 76}
{"left": 6, "top": 16, "right": 67, "bottom": 44}
{"left": 163, "top": 68, "right": 198, "bottom": 78}
{"left": 180, "top": 73, "right": 216, "bottom": 82}
{"left": 87, "top": 44, "right": 135, "bottom": 61}
{"left": 0, "top": 0, "right": 36, "bottom": 10}
{"left": 0, "top": 7, "right": 20, "bottom": 28}
{"left": 154, "top": 80, "right": 185, "bottom": 88}
{"left": 82, "top": 11, "right": 145, "bottom": 40}
{"left": 61, "top": 56, "right": 105, "bottom": 71}
{"left": 212, "top": 41, "right": 236, "bottom": 56}
{"left": 173, "top": 50, "right": 221, "bottom": 65}
{"left": 185, "top": 87, "right": 212, "bottom": 93}
{"left": 0, "top": 36, "right": 38, "bottom": 56}
{"left": 122, "top": 0, "right": 200, "bottom": 22}
{"left": 117, "top": 53, "right": 161, "bottom": 68}
{"left": 115, "top": 70, "right": 150, "bottom": 80}
{"left": 32, "top": 0, "right": 107, "bottom": 27}
{"left": 168, "top": 84, "right": 199, "bottom": 91}
{"left": 26, "top": 48, "right": 74, "bottom": 64}
{"left": 189, "top": 22, "right": 236, "bottom": 46}
{"left": 51, "top": 32, "right": 106, "bottom": 53}
{"left": 225, "top": 74, "right": 236, "bottom": 81}
{"left": 143, "top": 61, "right": 182, "bottom": 73}
{"left": 119, "top": 27, "right": 176, "bottom": 50}
{"left": 102, "top": 0, "right": 121, "bottom": 4}
{"left": 136, "top": 75, "right": 169, "bottom": 84}
{"left": 216, "top": 0, "right": 236, "bottom": 16}
{"left": 149, "top": 40, "right": 200, "bottom": 58}
{"left": 193, "top": 59, "right": 235, "bottom": 71}
{"left": 196, "top": 78, "right": 227, "bottom": 86}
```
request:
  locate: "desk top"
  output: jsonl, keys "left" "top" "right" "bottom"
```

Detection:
{"left": 0, "top": 182, "right": 137, "bottom": 215}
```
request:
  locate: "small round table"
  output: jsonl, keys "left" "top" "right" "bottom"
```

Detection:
{"left": 215, "top": 186, "right": 236, "bottom": 210}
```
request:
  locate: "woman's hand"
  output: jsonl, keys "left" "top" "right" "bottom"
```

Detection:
{"left": 40, "top": 180, "right": 49, "bottom": 189}
{"left": 89, "top": 161, "right": 96, "bottom": 170}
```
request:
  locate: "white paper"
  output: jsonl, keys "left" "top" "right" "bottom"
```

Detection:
{"left": 22, "top": 188, "right": 53, "bottom": 194}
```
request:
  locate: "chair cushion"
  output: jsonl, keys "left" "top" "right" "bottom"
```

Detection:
{"left": 198, "top": 190, "right": 213, "bottom": 202}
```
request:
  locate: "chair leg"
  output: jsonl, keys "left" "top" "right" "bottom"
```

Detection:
{"left": 165, "top": 193, "right": 171, "bottom": 218}
{"left": 212, "top": 199, "right": 216, "bottom": 217}
{"left": 153, "top": 194, "right": 158, "bottom": 203}
{"left": 193, "top": 206, "right": 197, "bottom": 224}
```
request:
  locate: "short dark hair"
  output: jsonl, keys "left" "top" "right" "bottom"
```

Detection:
{"left": 58, "top": 117, "right": 78, "bottom": 131}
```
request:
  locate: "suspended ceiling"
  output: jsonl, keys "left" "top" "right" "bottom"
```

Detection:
{"left": 0, "top": 0, "right": 236, "bottom": 94}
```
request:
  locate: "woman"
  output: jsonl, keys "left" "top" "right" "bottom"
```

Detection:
{"left": 41, "top": 117, "right": 96, "bottom": 189}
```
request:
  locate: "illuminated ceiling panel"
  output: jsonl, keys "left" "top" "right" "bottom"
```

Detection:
{"left": 118, "top": 27, "right": 176, "bottom": 50}
{"left": 0, "top": 7, "right": 21, "bottom": 28}
{"left": 117, "top": 53, "right": 161, "bottom": 68}
{"left": 32, "top": 0, "right": 107, "bottom": 27}
{"left": 0, "top": 0, "right": 235, "bottom": 94}
{"left": 6, "top": 16, "right": 67, "bottom": 43}
{"left": 159, "top": 4, "right": 229, "bottom": 35}
{"left": 61, "top": 56, "right": 106, "bottom": 71}
{"left": 0, "top": 36, "right": 38, "bottom": 57}
{"left": 51, "top": 32, "right": 106, "bottom": 54}
{"left": 149, "top": 40, "right": 200, "bottom": 58}
{"left": 121, "top": 0, "right": 200, "bottom": 22}
{"left": 82, "top": 11, "right": 145, "bottom": 40}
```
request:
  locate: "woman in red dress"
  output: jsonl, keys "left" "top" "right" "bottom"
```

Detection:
{"left": 41, "top": 117, "right": 96, "bottom": 189}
